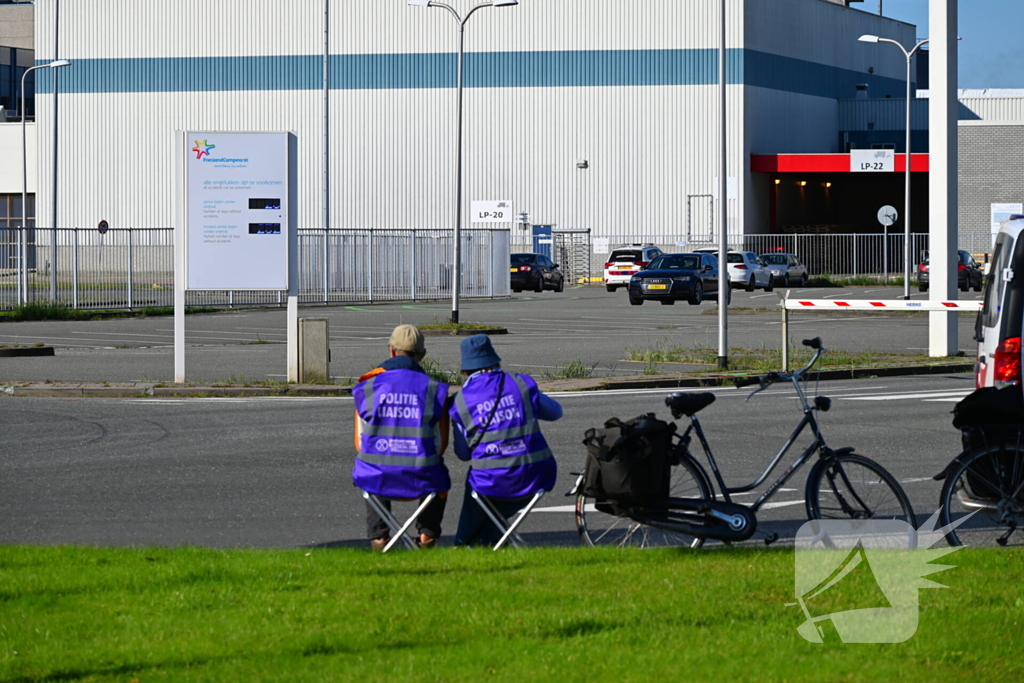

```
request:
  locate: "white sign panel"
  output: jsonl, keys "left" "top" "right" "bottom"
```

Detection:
{"left": 991, "top": 203, "right": 1023, "bottom": 234}
{"left": 877, "top": 205, "right": 898, "bottom": 227}
{"left": 471, "top": 200, "right": 513, "bottom": 223}
{"left": 593, "top": 237, "right": 610, "bottom": 254}
{"left": 851, "top": 149, "right": 895, "bottom": 173}
{"left": 183, "top": 132, "right": 290, "bottom": 290}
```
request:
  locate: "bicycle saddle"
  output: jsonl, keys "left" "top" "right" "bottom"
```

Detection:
{"left": 665, "top": 392, "right": 716, "bottom": 417}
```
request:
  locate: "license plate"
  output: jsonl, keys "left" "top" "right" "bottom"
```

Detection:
{"left": 647, "top": 284, "right": 667, "bottom": 290}
{"left": 509, "top": 268, "right": 518, "bottom": 272}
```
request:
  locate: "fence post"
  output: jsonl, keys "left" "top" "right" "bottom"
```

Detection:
{"left": 853, "top": 234, "right": 858, "bottom": 278}
{"left": 488, "top": 230, "right": 494, "bottom": 298}
{"left": 780, "top": 291, "right": 789, "bottom": 372}
{"left": 50, "top": 226, "right": 58, "bottom": 302}
{"left": 411, "top": 230, "right": 417, "bottom": 302}
{"left": 72, "top": 228, "right": 79, "bottom": 309}
{"left": 367, "top": 230, "right": 373, "bottom": 303}
{"left": 322, "top": 226, "right": 329, "bottom": 304}
{"left": 127, "top": 228, "right": 135, "bottom": 310}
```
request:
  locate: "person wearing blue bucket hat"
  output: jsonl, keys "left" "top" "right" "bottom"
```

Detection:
{"left": 449, "top": 334, "right": 562, "bottom": 546}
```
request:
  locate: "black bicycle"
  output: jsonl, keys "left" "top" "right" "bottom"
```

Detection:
{"left": 936, "top": 425, "right": 1024, "bottom": 547}
{"left": 574, "top": 338, "right": 916, "bottom": 548}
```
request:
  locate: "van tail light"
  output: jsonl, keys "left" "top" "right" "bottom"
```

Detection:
{"left": 604, "top": 262, "right": 614, "bottom": 268}
{"left": 734, "top": 264, "right": 748, "bottom": 269}
{"left": 919, "top": 263, "right": 928, "bottom": 273}
{"left": 958, "top": 264, "right": 967, "bottom": 272}
{"left": 518, "top": 265, "right": 532, "bottom": 272}
{"left": 636, "top": 261, "right": 649, "bottom": 267}
{"left": 993, "top": 337, "right": 1022, "bottom": 384}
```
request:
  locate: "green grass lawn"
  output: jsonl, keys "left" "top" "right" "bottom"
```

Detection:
{"left": 0, "top": 546, "right": 1020, "bottom": 682}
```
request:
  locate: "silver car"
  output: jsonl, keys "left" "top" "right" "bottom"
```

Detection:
{"left": 695, "top": 249, "right": 773, "bottom": 291}
{"left": 760, "top": 252, "right": 809, "bottom": 287}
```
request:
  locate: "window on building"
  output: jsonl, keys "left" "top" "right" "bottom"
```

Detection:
{"left": 0, "top": 193, "right": 35, "bottom": 228}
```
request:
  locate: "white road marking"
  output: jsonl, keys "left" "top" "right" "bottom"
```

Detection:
{"left": 900, "top": 477, "right": 937, "bottom": 484}
{"left": 844, "top": 390, "right": 971, "bottom": 401}
{"left": 759, "top": 499, "right": 805, "bottom": 510}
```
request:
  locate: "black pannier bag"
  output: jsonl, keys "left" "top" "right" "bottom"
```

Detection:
{"left": 581, "top": 413, "right": 676, "bottom": 505}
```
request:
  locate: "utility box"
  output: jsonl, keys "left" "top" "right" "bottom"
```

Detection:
{"left": 298, "top": 318, "right": 330, "bottom": 384}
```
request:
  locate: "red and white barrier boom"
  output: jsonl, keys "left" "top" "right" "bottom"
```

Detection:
{"left": 782, "top": 299, "right": 982, "bottom": 311}
{"left": 775, "top": 296, "right": 981, "bottom": 370}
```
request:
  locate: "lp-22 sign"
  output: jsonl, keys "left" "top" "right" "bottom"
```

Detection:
{"left": 850, "top": 149, "right": 895, "bottom": 173}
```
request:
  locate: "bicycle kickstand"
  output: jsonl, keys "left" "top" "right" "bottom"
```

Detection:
{"left": 753, "top": 530, "right": 779, "bottom": 545}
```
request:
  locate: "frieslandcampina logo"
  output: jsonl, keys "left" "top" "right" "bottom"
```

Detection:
{"left": 790, "top": 509, "right": 974, "bottom": 643}
{"left": 192, "top": 139, "right": 215, "bottom": 160}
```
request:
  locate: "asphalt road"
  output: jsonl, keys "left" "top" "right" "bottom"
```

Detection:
{"left": 0, "top": 374, "right": 972, "bottom": 549}
{"left": 0, "top": 284, "right": 981, "bottom": 384}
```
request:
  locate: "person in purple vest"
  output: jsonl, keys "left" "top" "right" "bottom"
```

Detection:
{"left": 449, "top": 334, "right": 562, "bottom": 546}
{"left": 352, "top": 325, "right": 451, "bottom": 550}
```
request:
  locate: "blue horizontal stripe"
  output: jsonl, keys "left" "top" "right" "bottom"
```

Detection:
{"left": 35, "top": 49, "right": 902, "bottom": 100}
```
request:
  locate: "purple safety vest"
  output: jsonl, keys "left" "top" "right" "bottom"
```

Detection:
{"left": 451, "top": 371, "right": 556, "bottom": 498}
{"left": 352, "top": 368, "right": 451, "bottom": 498}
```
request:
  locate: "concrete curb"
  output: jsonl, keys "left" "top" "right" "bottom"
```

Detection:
{"left": 1, "top": 383, "right": 354, "bottom": 398}
{"left": 1, "top": 363, "right": 972, "bottom": 398}
{"left": 535, "top": 362, "right": 974, "bottom": 393}
{"left": 420, "top": 327, "right": 508, "bottom": 337}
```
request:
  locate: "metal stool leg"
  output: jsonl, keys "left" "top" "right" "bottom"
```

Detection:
{"left": 470, "top": 490, "right": 546, "bottom": 550}
{"left": 362, "top": 491, "right": 436, "bottom": 552}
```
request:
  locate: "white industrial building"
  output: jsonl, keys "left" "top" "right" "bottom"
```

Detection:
{"left": 17, "top": 0, "right": 917, "bottom": 240}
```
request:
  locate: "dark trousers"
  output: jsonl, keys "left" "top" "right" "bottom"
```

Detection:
{"left": 365, "top": 494, "right": 447, "bottom": 540}
{"left": 454, "top": 486, "right": 533, "bottom": 546}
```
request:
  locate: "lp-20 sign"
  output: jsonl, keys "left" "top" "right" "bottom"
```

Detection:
{"left": 850, "top": 149, "right": 895, "bottom": 173}
{"left": 471, "top": 200, "right": 513, "bottom": 223}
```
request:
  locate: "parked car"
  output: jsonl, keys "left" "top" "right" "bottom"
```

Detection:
{"left": 626, "top": 252, "right": 729, "bottom": 306}
{"left": 693, "top": 248, "right": 774, "bottom": 291}
{"left": 760, "top": 252, "right": 809, "bottom": 287}
{"left": 603, "top": 244, "right": 663, "bottom": 292}
{"left": 918, "top": 250, "right": 983, "bottom": 293}
{"left": 510, "top": 253, "right": 565, "bottom": 293}
{"left": 975, "top": 218, "right": 1024, "bottom": 389}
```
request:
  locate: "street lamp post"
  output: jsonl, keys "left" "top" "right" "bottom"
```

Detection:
{"left": 19, "top": 59, "right": 71, "bottom": 305}
{"left": 858, "top": 34, "right": 927, "bottom": 300}
{"left": 408, "top": 0, "right": 518, "bottom": 324}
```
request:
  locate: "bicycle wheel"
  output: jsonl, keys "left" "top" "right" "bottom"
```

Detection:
{"left": 806, "top": 454, "right": 915, "bottom": 525}
{"left": 940, "top": 445, "right": 1024, "bottom": 547}
{"left": 576, "top": 454, "right": 711, "bottom": 548}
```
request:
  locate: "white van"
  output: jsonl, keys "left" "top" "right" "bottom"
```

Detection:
{"left": 975, "top": 217, "right": 1024, "bottom": 389}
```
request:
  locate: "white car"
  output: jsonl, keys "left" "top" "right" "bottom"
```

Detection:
{"left": 603, "top": 244, "right": 663, "bottom": 292}
{"left": 693, "top": 249, "right": 774, "bottom": 291}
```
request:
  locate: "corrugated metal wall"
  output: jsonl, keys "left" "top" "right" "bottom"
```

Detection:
{"left": 839, "top": 96, "right": 1024, "bottom": 133}
{"left": 32, "top": 0, "right": 908, "bottom": 242}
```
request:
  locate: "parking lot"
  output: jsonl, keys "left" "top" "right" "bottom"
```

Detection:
{"left": 0, "top": 283, "right": 981, "bottom": 384}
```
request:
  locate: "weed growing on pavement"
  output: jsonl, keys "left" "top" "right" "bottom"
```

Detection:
{"left": 643, "top": 359, "right": 659, "bottom": 375}
{"left": 420, "top": 358, "right": 463, "bottom": 386}
{"left": 0, "top": 302, "right": 219, "bottom": 322}
{"left": 543, "top": 359, "right": 598, "bottom": 380}
{"left": 625, "top": 343, "right": 950, "bottom": 373}
{"left": 807, "top": 273, "right": 912, "bottom": 288}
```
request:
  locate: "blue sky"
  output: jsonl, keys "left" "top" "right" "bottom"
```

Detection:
{"left": 871, "top": 0, "right": 1023, "bottom": 89}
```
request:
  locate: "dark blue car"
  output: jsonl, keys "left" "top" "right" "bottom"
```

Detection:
{"left": 627, "top": 252, "right": 728, "bottom": 306}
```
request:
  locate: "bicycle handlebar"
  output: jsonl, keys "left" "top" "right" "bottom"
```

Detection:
{"left": 802, "top": 337, "right": 822, "bottom": 350}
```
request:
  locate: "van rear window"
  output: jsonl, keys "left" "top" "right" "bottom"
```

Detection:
{"left": 609, "top": 250, "right": 640, "bottom": 262}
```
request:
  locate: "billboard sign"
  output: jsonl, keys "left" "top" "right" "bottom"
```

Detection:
{"left": 181, "top": 132, "right": 290, "bottom": 290}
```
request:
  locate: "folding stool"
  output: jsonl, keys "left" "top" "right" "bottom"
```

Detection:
{"left": 469, "top": 489, "right": 547, "bottom": 550}
{"left": 361, "top": 490, "right": 438, "bottom": 553}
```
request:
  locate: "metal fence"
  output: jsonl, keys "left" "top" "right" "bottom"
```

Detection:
{"left": 588, "top": 232, "right": 996, "bottom": 279}
{"left": 0, "top": 227, "right": 511, "bottom": 311}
